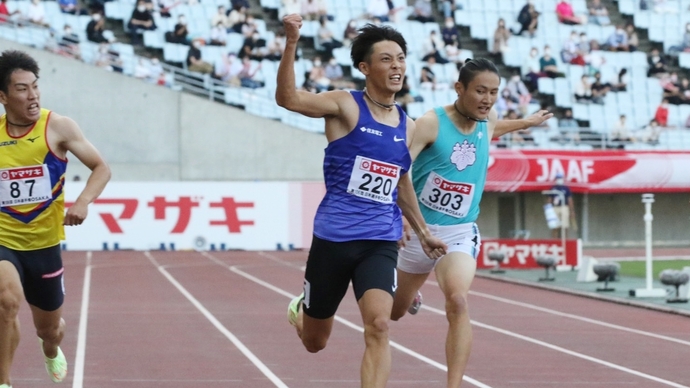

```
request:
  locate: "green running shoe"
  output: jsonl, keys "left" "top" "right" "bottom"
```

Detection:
{"left": 40, "top": 339, "right": 68, "bottom": 383}
{"left": 287, "top": 292, "right": 304, "bottom": 327}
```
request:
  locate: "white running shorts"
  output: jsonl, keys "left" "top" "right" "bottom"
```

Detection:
{"left": 398, "top": 223, "right": 481, "bottom": 274}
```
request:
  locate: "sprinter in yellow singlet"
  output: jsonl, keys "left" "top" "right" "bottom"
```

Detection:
{"left": 0, "top": 50, "right": 111, "bottom": 388}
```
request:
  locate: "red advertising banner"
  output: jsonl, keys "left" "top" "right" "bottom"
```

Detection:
{"left": 477, "top": 239, "right": 581, "bottom": 269}
{"left": 486, "top": 150, "right": 690, "bottom": 193}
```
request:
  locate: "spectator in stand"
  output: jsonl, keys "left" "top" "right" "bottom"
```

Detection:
{"left": 316, "top": 16, "right": 342, "bottom": 57}
{"left": 441, "top": 17, "right": 459, "bottom": 46}
{"left": 58, "top": 0, "right": 87, "bottom": 15}
{"left": 654, "top": 98, "right": 670, "bottom": 127}
{"left": 238, "top": 56, "right": 263, "bottom": 89}
{"left": 559, "top": 108, "right": 581, "bottom": 142}
{"left": 578, "top": 32, "right": 591, "bottom": 56}
{"left": 157, "top": 0, "right": 180, "bottom": 18}
{"left": 95, "top": 43, "right": 123, "bottom": 72}
{"left": 324, "top": 56, "right": 355, "bottom": 90}
{"left": 588, "top": 0, "right": 610, "bottom": 25}
{"left": 626, "top": 23, "right": 639, "bottom": 51}
{"left": 610, "top": 68, "right": 628, "bottom": 91}
{"left": 215, "top": 52, "right": 243, "bottom": 86}
{"left": 27, "top": 0, "right": 49, "bottom": 27}
{"left": 556, "top": 0, "right": 587, "bottom": 25}
{"left": 669, "top": 22, "right": 690, "bottom": 53}
{"left": 584, "top": 40, "right": 606, "bottom": 75}
{"left": 128, "top": 0, "right": 156, "bottom": 45}
{"left": 421, "top": 30, "right": 448, "bottom": 64}
{"left": 637, "top": 119, "right": 661, "bottom": 144}
{"left": 386, "top": 0, "right": 406, "bottom": 23}
{"left": 282, "top": 0, "right": 301, "bottom": 17}
{"left": 342, "top": 19, "right": 359, "bottom": 46}
{"left": 562, "top": 30, "right": 585, "bottom": 65}
{"left": 505, "top": 72, "right": 531, "bottom": 115}
{"left": 241, "top": 14, "right": 259, "bottom": 38}
{"left": 647, "top": 48, "right": 669, "bottom": 78}
{"left": 610, "top": 114, "right": 633, "bottom": 145}
{"left": 590, "top": 71, "right": 610, "bottom": 104}
{"left": 661, "top": 71, "right": 681, "bottom": 101}
{"left": 240, "top": 31, "right": 266, "bottom": 61}
{"left": 165, "top": 14, "right": 189, "bottom": 44}
{"left": 606, "top": 25, "right": 629, "bottom": 51}
{"left": 441, "top": 0, "right": 458, "bottom": 19}
{"left": 265, "top": 30, "right": 286, "bottom": 61}
{"left": 419, "top": 59, "right": 447, "bottom": 91}
{"left": 495, "top": 88, "right": 518, "bottom": 119}
{"left": 522, "top": 47, "right": 545, "bottom": 91}
{"left": 574, "top": 74, "right": 592, "bottom": 102}
{"left": 492, "top": 18, "right": 511, "bottom": 54}
{"left": 86, "top": 12, "right": 106, "bottom": 43}
{"left": 227, "top": 4, "right": 247, "bottom": 33}
{"left": 409, "top": 0, "right": 434, "bottom": 23}
{"left": 300, "top": 0, "right": 327, "bottom": 21}
{"left": 514, "top": 0, "right": 539, "bottom": 37}
{"left": 540, "top": 45, "right": 565, "bottom": 78}
{"left": 211, "top": 6, "right": 229, "bottom": 30}
{"left": 366, "top": 0, "right": 390, "bottom": 22}
{"left": 444, "top": 37, "right": 462, "bottom": 63}
{"left": 57, "top": 24, "right": 81, "bottom": 59}
{"left": 187, "top": 39, "right": 214, "bottom": 73}
{"left": 394, "top": 75, "right": 420, "bottom": 113}
{"left": 232, "top": 0, "right": 250, "bottom": 9}
{"left": 209, "top": 20, "right": 228, "bottom": 46}
{"left": 0, "top": 0, "right": 16, "bottom": 23}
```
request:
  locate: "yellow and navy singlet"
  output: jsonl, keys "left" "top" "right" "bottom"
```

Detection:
{"left": 0, "top": 109, "right": 67, "bottom": 250}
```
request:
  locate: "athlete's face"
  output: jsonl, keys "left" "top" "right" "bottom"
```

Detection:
{"left": 455, "top": 71, "right": 500, "bottom": 120}
{"left": 0, "top": 70, "right": 41, "bottom": 124}
{"left": 359, "top": 40, "right": 406, "bottom": 93}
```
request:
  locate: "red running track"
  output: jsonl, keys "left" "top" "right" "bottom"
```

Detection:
{"left": 9, "top": 250, "right": 690, "bottom": 387}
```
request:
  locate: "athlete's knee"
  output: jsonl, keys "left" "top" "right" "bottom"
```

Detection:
{"left": 0, "top": 284, "right": 22, "bottom": 321}
{"left": 445, "top": 291, "right": 469, "bottom": 318}
{"left": 35, "top": 317, "right": 64, "bottom": 343}
{"left": 363, "top": 316, "right": 390, "bottom": 342}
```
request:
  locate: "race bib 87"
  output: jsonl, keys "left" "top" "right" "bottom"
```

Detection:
{"left": 347, "top": 156, "right": 401, "bottom": 203}
{"left": 419, "top": 171, "right": 474, "bottom": 218}
{"left": 0, "top": 164, "right": 53, "bottom": 207}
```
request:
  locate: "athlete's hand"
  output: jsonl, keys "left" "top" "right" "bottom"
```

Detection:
{"left": 282, "top": 14, "right": 302, "bottom": 44}
{"left": 420, "top": 234, "right": 447, "bottom": 260}
{"left": 525, "top": 109, "right": 554, "bottom": 127}
{"left": 397, "top": 216, "right": 412, "bottom": 249}
{"left": 64, "top": 201, "right": 88, "bottom": 226}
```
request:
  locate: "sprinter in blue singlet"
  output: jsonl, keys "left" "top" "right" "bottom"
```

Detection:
{"left": 275, "top": 14, "right": 447, "bottom": 388}
{"left": 390, "top": 58, "right": 553, "bottom": 387}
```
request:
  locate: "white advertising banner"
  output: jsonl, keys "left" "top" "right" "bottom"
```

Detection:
{"left": 63, "top": 182, "right": 304, "bottom": 251}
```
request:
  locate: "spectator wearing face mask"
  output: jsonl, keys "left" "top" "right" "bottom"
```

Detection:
{"left": 240, "top": 30, "right": 266, "bottom": 61}
{"left": 86, "top": 12, "right": 114, "bottom": 43}
{"left": 165, "top": 14, "right": 188, "bottom": 44}
{"left": 186, "top": 39, "right": 214, "bottom": 74}
{"left": 209, "top": 20, "right": 227, "bottom": 46}
{"left": 57, "top": 24, "right": 81, "bottom": 58}
{"left": 128, "top": 0, "right": 156, "bottom": 45}
{"left": 324, "top": 56, "right": 354, "bottom": 90}
{"left": 606, "top": 24, "right": 628, "bottom": 51}
{"left": 539, "top": 45, "right": 565, "bottom": 78}
{"left": 492, "top": 18, "right": 511, "bottom": 54}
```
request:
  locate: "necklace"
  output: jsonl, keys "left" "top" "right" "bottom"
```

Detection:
{"left": 363, "top": 87, "right": 396, "bottom": 110}
{"left": 453, "top": 100, "right": 487, "bottom": 122}
{"left": 6, "top": 119, "right": 35, "bottom": 127}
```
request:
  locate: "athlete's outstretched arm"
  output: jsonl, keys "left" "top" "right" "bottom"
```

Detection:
{"left": 53, "top": 114, "right": 111, "bottom": 226}
{"left": 397, "top": 173, "right": 447, "bottom": 259}
{"left": 275, "top": 13, "right": 345, "bottom": 118}
{"left": 492, "top": 109, "right": 553, "bottom": 138}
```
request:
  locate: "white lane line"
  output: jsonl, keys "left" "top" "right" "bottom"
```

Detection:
{"left": 202, "top": 252, "right": 492, "bottom": 388}
{"left": 419, "top": 303, "right": 689, "bottom": 388}
{"left": 72, "top": 251, "right": 92, "bottom": 388}
{"left": 145, "top": 252, "right": 288, "bottom": 388}
{"left": 468, "top": 288, "right": 690, "bottom": 346}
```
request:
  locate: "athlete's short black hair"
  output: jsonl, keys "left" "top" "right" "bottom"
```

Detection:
{"left": 457, "top": 58, "right": 499, "bottom": 87}
{"left": 0, "top": 50, "right": 39, "bottom": 93}
{"left": 350, "top": 24, "right": 407, "bottom": 69}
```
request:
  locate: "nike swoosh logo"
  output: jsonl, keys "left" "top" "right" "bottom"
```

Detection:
{"left": 394, "top": 136, "right": 405, "bottom": 142}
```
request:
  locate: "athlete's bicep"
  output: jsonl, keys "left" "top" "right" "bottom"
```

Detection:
{"left": 283, "top": 89, "right": 344, "bottom": 118}
{"left": 54, "top": 117, "right": 107, "bottom": 171}
{"left": 410, "top": 111, "right": 438, "bottom": 161}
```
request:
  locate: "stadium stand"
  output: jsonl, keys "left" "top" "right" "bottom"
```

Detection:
{"left": 1, "top": 0, "right": 690, "bottom": 150}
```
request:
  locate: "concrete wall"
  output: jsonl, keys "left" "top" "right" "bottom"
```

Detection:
{"left": 1, "top": 39, "right": 326, "bottom": 182}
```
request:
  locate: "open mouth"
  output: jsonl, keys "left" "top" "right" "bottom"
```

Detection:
{"left": 390, "top": 74, "right": 402, "bottom": 82}
{"left": 28, "top": 103, "right": 40, "bottom": 115}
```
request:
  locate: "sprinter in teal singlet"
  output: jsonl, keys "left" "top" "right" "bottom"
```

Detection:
{"left": 390, "top": 58, "right": 553, "bottom": 388}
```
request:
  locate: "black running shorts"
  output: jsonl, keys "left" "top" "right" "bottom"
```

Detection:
{"left": 0, "top": 244, "right": 65, "bottom": 311}
{"left": 302, "top": 235, "right": 398, "bottom": 319}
